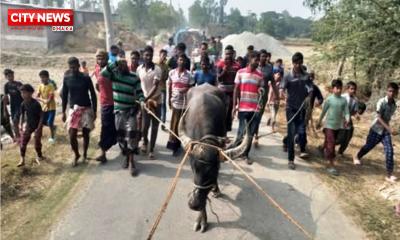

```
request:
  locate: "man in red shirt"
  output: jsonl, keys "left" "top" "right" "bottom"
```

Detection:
{"left": 217, "top": 45, "right": 240, "bottom": 134}
{"left": 94, "top": 50, "right": 117, "bottom": 164}
{"left": 231, "top": 51, "right": 264, "bottom": 164}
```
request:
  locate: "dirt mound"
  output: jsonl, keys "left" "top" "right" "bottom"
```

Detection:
{"left": 64, "top": 22, "right": 146, "bottom": 52}
{"left": 221, "top": 31, "right": 292, "bottom": 59}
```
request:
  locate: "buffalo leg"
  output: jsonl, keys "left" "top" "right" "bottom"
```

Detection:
{"left": 193, "top": 209, "right": 208, "bottom": 232}
{"left": 211, "top": 182, "right": 222, "bottom": 198}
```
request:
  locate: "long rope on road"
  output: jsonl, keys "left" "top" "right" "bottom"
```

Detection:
{"left": 146, "top": 146, "right": 191, "bottom": 240}
{"left": 140, "top": 102, "right": 314, "bottom": 240}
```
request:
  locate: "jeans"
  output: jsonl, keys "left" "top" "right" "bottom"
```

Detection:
{"left": 357, "top": 129, "right": 394, "bottom": 174}
{"left": 233, "top": 111, "right": 259, "bottom": 157}
{"left": 286, "top": 108, "right": 307, "bottom": 162}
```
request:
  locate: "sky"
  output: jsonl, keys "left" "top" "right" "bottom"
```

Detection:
{"left": 112, "top": 0, "right": 315, "bottom": 19}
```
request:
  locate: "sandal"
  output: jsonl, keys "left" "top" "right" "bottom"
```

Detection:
{"left": 353, "top": 155, "right": 362, "bottom": 165}
{"left": 385, "top": 175, "right": 397, "bottom": 183}
{"left": 253, "top": 138, "right": 259, "bottom": 148}
{"left": 141, "top": 144, "right": 148, "bottom": 154}
{"left": 17, "top": 160, "right": 25, "bottom": 167}
{"left": 288, "top": 161, "right": 296, "bottom": 170}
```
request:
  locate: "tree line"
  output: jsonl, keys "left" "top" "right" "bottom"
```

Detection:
{"left": 189, "top": 0, "right": 313, "bottom": 39}
{"left": 116, "top": 0, "right": 186, "bottom": 35}
{"left": 113, "top": 0, "right": 312, "bottom": 39}
{"left": 305, "top": 0, "right": 400, "bottom": 101}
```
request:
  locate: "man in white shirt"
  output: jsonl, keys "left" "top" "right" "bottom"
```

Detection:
{"left": 137, "top": 46, "right": 162, "bottom": 159}
{"left": 163, "top": 37, "right": 175, "bottom": 58}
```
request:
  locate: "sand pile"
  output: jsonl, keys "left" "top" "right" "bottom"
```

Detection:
{"left": 64, "top": 22, "right": 146, "bottom": 52}
{"left": 222, "top": 32, "right": 292, "bottom": 58}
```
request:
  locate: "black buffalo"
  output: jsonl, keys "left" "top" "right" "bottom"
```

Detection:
{"left": 179, "top": 83, "right": 248, "bottom": 232}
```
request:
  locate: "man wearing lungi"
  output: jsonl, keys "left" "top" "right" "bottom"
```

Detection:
{"left": 102, "top": 58, "right": 145, "bottom": 177}
{"left": 62, "top": 57, "right": 97, "bottom": 167}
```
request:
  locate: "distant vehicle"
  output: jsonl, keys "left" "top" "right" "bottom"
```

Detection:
{"left": 173, "top": 28, "right": 203, "bottom": 56}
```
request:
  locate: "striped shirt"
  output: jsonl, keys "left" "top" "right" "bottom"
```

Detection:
{"left": 234, "top": 67, "right": 264, "bottom": 112}
{"left": 101, "top": 63, "right": 145, "bottom": 111}
{"left": 168, "top": 69, "right": 194, "bottom": 110}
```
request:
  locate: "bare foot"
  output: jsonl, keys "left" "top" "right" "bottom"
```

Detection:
{"left": 34, "top": 157, "right": 42, "bottom": 165}
{"left": 17, "top": 159, "right": 25, "bottom": 167}
{"left": 253, "top": 137, "right": 259, "bottom": 148}
{"left": 72, "top": 154, "right": 80, "bottom": 167}
{"left": 395, "top": 203, "right": 400, "bottom": 217}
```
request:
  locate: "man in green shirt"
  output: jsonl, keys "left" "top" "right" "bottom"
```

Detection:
{"left": 317, "top": 79, "right": 350, "bottom": 176}
{"left": 354, "top": 82, "right": 398, "bottom": 183}
{"left": 101, "top": 59, "right": 145, "bottom": 177}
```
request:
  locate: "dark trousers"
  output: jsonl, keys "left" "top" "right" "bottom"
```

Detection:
{"left": 233, "top": 111, "right": 259, "bottom": 157}
{"left": 20, "top": 126, "right": 42, "bottom": 158}
{"left": 324, "top": 128, "right": 339, "bottom": 161}
{"left": 167, "top": 108, "right": 185, "bottom": 152}
{"left": 254, "top": 88, "right": 268, "bottom": 136}
{"left": 286, "top": 108, "right": 307, "bottom": 161}
{"left": 225, "top": 92, "right": 233, "bottom": 132}
{"left": 142, "top": 104, "right": 161, "bottom": 152}
{"left": 336, "top": 127, "right": 354, "bottom": 154}
{"left": 357, "top": 129, "right": 394, "bottom": 174}
{"left": 98, "top": 105, "right": 117, "bottom": 152}
{"left": 161, "top": 91, "right": 167, "bottom": 124}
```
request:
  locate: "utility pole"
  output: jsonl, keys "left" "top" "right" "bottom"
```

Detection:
{"left": 102, "top": 0, "right": 114, "bottom": 50}
{"left": 219, "top": 0, "right": 228, "bottom": 24}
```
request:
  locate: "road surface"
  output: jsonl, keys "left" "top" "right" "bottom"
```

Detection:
{"left": 50, "top": 119, "right": 366, "bottom": 240}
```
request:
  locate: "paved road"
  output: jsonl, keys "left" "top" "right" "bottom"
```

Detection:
{"left": 50, "top": 119, "right": 366, "bottom": 240}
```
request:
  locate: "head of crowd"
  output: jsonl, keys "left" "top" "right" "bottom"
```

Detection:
{"left": 2, "top": 35, "right": 399, "bottom": 184}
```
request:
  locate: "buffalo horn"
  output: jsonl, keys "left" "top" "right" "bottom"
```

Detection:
{"left": 178, "top": 109, "right": 192, "bottom": 148}
{"left": 223, "top": 124, "right": 249, "bottom": 159}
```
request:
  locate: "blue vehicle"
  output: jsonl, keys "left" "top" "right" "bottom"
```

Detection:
{"left": 173, "top": 28, "right": 203, "bottom": 56}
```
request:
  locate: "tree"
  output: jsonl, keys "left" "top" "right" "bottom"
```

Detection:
{"left": 225, "top": 8, "right": 244, "bottom": 33}
{"left": 188, "top": 0, "right": 208, "bottom": 27}
{"left": 117, "top": 0, "right": 185, "bottom": 34}
{"left": 118, "top": 0, "right": 149, "bottom": 31}
{"left": 304, "top": 0, "right": 400, "bottom": 101}
{"left": 219, "top": 0, "right": 228, "bottom": 24}
{"left": 102, "top": 0, "right": 113, "bottom": 50}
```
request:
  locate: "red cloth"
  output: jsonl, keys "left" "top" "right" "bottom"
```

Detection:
{"left": 70, "top": 106, "right": 87, "bottom": 129}
{"left": 94, "top": 64, "right": 114, "bottom": 106}
{"left": 216, "top": 60, "right": 240, "bottom": 93}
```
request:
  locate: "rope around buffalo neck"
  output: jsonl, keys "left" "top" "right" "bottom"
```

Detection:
{"left": 140, "top": 102, "right": 314, "bottom": 240}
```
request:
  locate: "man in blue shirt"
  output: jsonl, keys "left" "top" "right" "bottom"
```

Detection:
{"left": 108, "top": 45, "right": 119, "bottom": 64}
{"left": 280, "top": 52, "right": 313, "bottom": 170}
{"left": 194, "top": 56, "right": 216, "bottom": 86}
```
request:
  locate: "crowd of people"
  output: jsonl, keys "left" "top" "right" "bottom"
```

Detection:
{"left": 1, "top": 37, "right": 398, "bottom": 183}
